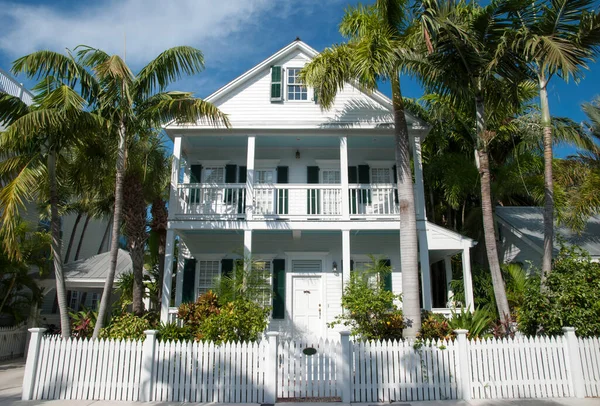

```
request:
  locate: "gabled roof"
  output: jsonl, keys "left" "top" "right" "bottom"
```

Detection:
{"left": 496, "top": 206, "right": 600, "bottom": 258}
{"left": 197, "top": 39, "right": 428, "bottom": 130}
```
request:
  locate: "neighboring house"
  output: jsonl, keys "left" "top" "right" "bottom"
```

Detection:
{"left": 159, "top": 39, "right": 476, "bottom": 340}
{"left": 37, "top": 249, "right": 132, "bottom": 327}
{"left": 497, "top": 206, "right": 600, "bottom": 269}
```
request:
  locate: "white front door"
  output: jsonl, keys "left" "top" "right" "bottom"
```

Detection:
{"left": 291, "top": 275, "right": 323, "bottom": 339}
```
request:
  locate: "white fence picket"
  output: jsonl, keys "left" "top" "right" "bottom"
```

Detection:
{"left": 579, "top": 336, "right": 600, "bottom": 397}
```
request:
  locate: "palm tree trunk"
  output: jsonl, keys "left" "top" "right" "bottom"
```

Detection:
{"left": 74, "top": 214, "right": 91, "bottom": 261}
{"left": 131, "top": 242, "right": 145, "bottom": 316}
{"left": 98, "top": 215, "right": 112, "bottom": 254}
{"left": 391, "top": 75, "right": 421, "bottom": 338}
{"left": 475, "top": 95, "right": 511, "bottom": 321}
{"left": 64, "top": 212, "right": 81, "bottom": 264}
{"left": 0, "top": 275, "right": 17, "bottom": 315}
{"left": 48, "top": 150, "right": 71, "bottom": 338}
{"left": 93, "top": 121, "right": 126, "bottom": 339}
{"left": 539, "top": 73, "right": 553, "bottom": 286}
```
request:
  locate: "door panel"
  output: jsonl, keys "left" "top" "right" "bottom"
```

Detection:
{"left": 292, "top": 276, "right": 323, "bottom": 339}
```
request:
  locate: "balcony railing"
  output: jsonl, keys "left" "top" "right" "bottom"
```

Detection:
{"left": 0, "top": 67, "right": 34, "bottom": 106}
{"left": 176, "top": 183, "right": 400, "bottom": 219}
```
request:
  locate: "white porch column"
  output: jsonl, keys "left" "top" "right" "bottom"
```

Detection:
{"left": 444, "top": 256, "right": 454, "bottom": 306}
{"left": 168, "top": 135, "right": 182, "bottom": 217}
{"left": 462, "top": 243, "right": 474, "bottom": 310}
{"left": 174, "top": 239, "right": 189, "bottom": 307}
{"left": 160, "top": 229, "right": 175, "bottom": 322}
{"left": 342, "top": 230, "right": 351, "bottom": 286}
{"left": 410, "top": 135, "right": 427, "bottom": 221}
{"left": 245, "top": 136, "right": 256, "bottom": 220}
{"left": 244, "top": 230, "right": 252, "bottom": 271}
{"left": 340, "top": 136, "right": 350, "bottom": 220}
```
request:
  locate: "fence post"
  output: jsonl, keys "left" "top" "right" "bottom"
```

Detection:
{"left": 265, "top": 331, "right": 279, "bottom": 404}
{"left": 339, "top": 331, "right": 352, "bottom": 403}
{"left": 21, "top": 327, "right": 46, "bottom": 400}
{"left": 140, "top": 330, "right": 158, "bottom": 402}
{"left": 454, "top": 329, "right": 471, "bottom": 400}
{"left": 562, "top": 327, "right": 585, "bottom": 398}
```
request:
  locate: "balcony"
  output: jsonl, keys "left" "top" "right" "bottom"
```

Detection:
{"left": 0, "top": 67, "right": 34, "bottom": 105}
{"left": 176, "top": 183, "right": 399, "bottom": 220}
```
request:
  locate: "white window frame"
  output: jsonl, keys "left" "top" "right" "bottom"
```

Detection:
{"left": 194, "top": 256, "right": 222, "bottom": 299}
{"left": 91, "top": 292, "right": 100, "bottom": 310}
{"left": 286, "top": 67, "right": 309, "bottom": 102}
{"left": 69, "top": 291, "right": 80, "bottom": 310}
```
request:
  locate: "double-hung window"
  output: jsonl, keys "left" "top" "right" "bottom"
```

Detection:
{"left": 197, "top": 260, "right": 221, "bottom": 297}
{"left": 287, "top": 68, "right": 307, "bottom": 101}
{"left": 252, "top": 260, "right": 273, "bottom": 308}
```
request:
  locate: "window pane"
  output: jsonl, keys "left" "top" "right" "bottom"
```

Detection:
{"left": 197, "top": 260, "right": 220, "bottom": 297}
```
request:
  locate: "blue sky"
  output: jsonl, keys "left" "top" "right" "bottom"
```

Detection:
{"left": 1, "top": 0, "right": 598, "bottom": 157}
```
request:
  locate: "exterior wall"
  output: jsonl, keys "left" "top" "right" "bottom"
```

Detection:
{"left": 61, "top": 214, "right": 111, "bottom": 261}
{"left": 210, "top": 49, "right": 393, "bottom": 129}
{"left": 40, "top": 287, "right": 107, "bottom": 326}
{"left": 181, "top": 231, "right": 404, "bottom": 340}
{"left": 498, "top": 222, "right": 542, "bottom": 270}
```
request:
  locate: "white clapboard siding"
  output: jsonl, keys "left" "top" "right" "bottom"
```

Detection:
{"left": 153, "top": 339, "right": 266, "bottom": 403}
{"left": 0, "top": 324, "right": 27, "bottom": 360}
{"left": 469, "top": 336, "right": 571, "bottom": 399}
{"left": 277, "top": 338, "right": 339, "bottom": 399}
{"left": 579, "top": 336, "right": 600, "bottom": 397}
{"left": 351, "top": 339, "right": 457, "bottom": 402}
{"left": 33, "top": 335, "right": 142, "bottom": 401}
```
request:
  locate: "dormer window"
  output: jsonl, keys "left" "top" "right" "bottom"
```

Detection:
{"left": 287, "top": 68, "right": 307, "bottom": 101}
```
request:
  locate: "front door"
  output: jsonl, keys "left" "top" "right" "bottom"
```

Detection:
{"left": 291, "top": 275, "right": 323, "bottom": 339}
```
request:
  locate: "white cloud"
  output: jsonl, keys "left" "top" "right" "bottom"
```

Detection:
{"left": 0, "top": 0, "right": 328, "bottom": 68}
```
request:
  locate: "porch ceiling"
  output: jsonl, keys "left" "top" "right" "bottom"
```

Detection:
{"left": 184, "top": 134, "right": 396, "bottom": 149}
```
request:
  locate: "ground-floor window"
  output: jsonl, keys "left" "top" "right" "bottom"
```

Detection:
{"left": 197, "top": 260, "right": 220, "bottom": 297}
{"left": 252, "top": 260, "right": 272, "bottom": 308}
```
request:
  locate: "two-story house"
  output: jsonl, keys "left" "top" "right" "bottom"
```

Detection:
{"left": 159, "top": 40, "right": 476, "bottom": 340}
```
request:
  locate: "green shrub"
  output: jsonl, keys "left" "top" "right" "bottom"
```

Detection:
{"left": 100, "top": 313, "right": 155, "bottom": 340}
{"left": 449, "top": 307, "right": 493, "bottom": 339}
{"left": 157, "top": 322, "right": 193, "bottom": 342}
{"left": 330, "top": 258, "right": 406, "bottom": 340}
{"left": 518, "top": 246, "right": 600, "bottom": 337}
{"left": 70, "top": 309, "right": 97, "bottom": 338}
{"left": 177, "top": 291, "right": 270, "bottom": 343}
{"left": 419, "top": 312, "right": 454, "bottom": 341}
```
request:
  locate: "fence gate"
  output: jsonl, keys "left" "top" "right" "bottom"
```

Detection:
{"left": 277, "top": 339, "right": 340, "bottom": 400}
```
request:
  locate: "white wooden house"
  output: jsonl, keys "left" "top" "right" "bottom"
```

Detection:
{"left": 160, "top": 40, "right": 476, "bottom": 339}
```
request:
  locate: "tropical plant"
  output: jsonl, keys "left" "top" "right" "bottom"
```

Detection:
{"left": 518, "top": 246, "right": 600, "bottom": 337}
{"left": 213, "top": 258, "right": 272, "bottom": 306}
{"left": 0, "top": 76, "right": 103, "bottom": 337}
{"left": 157, "top": 322, "right": 192, "bottom": 342}
{"left": 449, "top": 307, "right": 493, "bottom": 339}
{"left": 301, "top": 0, "right": 422, "bottom": 337}
{"left": 416, "top": 0, "right": 532, "bottom": 322}
{"left": 99, "top": 312, "right": 157, "bottom": 340}
{"left": 505, "top": 0, "right": 600, "bottom": 281}
{"left": 330, "top": 257, "right": 406, "bottom": 340}
{"left": 70, "top": 309, "right": 97, "bottom": 338}
{"left": 419, "top": 311, "right": 454, "bottom": 341}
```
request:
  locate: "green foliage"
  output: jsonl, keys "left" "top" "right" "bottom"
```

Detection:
{"left": 213, "top": 258, "right": 272, "bottom": 306}
{"left": 449, "top": 307, "right": 493, "bottom": 339}
{"left": 330, "top": 258, "right": 406, "bottom": 340}
{"left": 70, "top": 309, "right": 97, "bottom": 338}
{"left": 518, "top": 246, "right": 600, "bottom": 337}
{"left": 419, "top": 312, "right": 454, "bottom": 341}
{"left": 157, "top": 322, "right": 193, "bottom": 342}
{"left": 177, "top": 290, "right": 269, "bottom": 344}
{"left": 99, "top": 313, "right": 156, "bottom": 340}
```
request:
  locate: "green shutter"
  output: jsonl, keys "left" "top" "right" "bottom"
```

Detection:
{"left": 182, "top": 258, "right": 197, "bottom": 303}
{"left": 277, "top": 166, "right": 289, "bottom": 215}
{"left": 348, "top": 166, "right": 358, "bottom": 214}
{"left": 271, "top": 66, "right": 282, "bottom": 101}
{"left": 392, "top": 165, "right": 398, "bottom": 204}
{"left": 358, "top": 165, "right": 371, "bottom": 204}
{"left": 238, "top": 167, "right": 247, "bottom": 214}
{"left": 225, "top": 164, "right": 237, "bottom": 203}
{"left": 272, "top": 259, "right": 286, "bottom": 319}
{"left": 307, "top": 166, "right": 320, "bottom": 215}
{"left": 380, "top": 259, "right": 392, "bottom": 292}
{"left": 190, "top": 165, "right": 202, "bottom": 204}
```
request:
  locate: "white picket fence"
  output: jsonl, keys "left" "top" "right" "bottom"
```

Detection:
{"left": 22, "top": 327, "right": 600, "bottom": 403}
{"left": 0, "top": 323, "right": 28, "bottom": 360}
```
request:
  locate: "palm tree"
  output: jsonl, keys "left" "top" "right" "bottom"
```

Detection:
{"left": 301, "top": 0, "right": 423, "bottom": 337}
{"left": 12, "top": 46, "right": 230, "bottom": 337}
{"left": 0, "top": 77, "right": 102, "bottom": 337}
{"left": 505, "top": 0, "right": 600, "bottom": 282}
{"left": 415, "top": 0, "right": 529, "bottom": 321}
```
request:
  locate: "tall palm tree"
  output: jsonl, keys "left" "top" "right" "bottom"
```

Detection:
{"left": 415, "top": 0, "right": 529, "bottom": 321}
{"left": 0, "top": 78, "right": 102, "bottom": 337}
{"left": 505, "top": 0, "right": 600, "bottom": 281}
{"left": 13, "top": 46, "right": 230, "bottom": 337}
{"left": 301, "top": 0, "right": 423, "bottom": 337}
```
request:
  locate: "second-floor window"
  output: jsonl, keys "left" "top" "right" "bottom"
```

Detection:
{"left": 371, "top": 168, "right": 392, "bottom": 184}
{"left": 203, "top": 167, "right": 225, "bottom": 184}
{"left": 287, "top": 68, "right": 307, "bottom": 101}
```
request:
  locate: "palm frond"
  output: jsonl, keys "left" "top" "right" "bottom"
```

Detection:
{"left": 0, "top": 93, "right": 30, "bottom": 127}
{"left": 138, "top": 91, "right": 230, "bottom": 127}
{"left": 135, "top": 46, "right": 205, "bottom": 99}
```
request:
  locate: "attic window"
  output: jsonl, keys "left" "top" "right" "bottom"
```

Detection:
{"left": 287, "top": 68, "right": 307, "bottom": 101}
